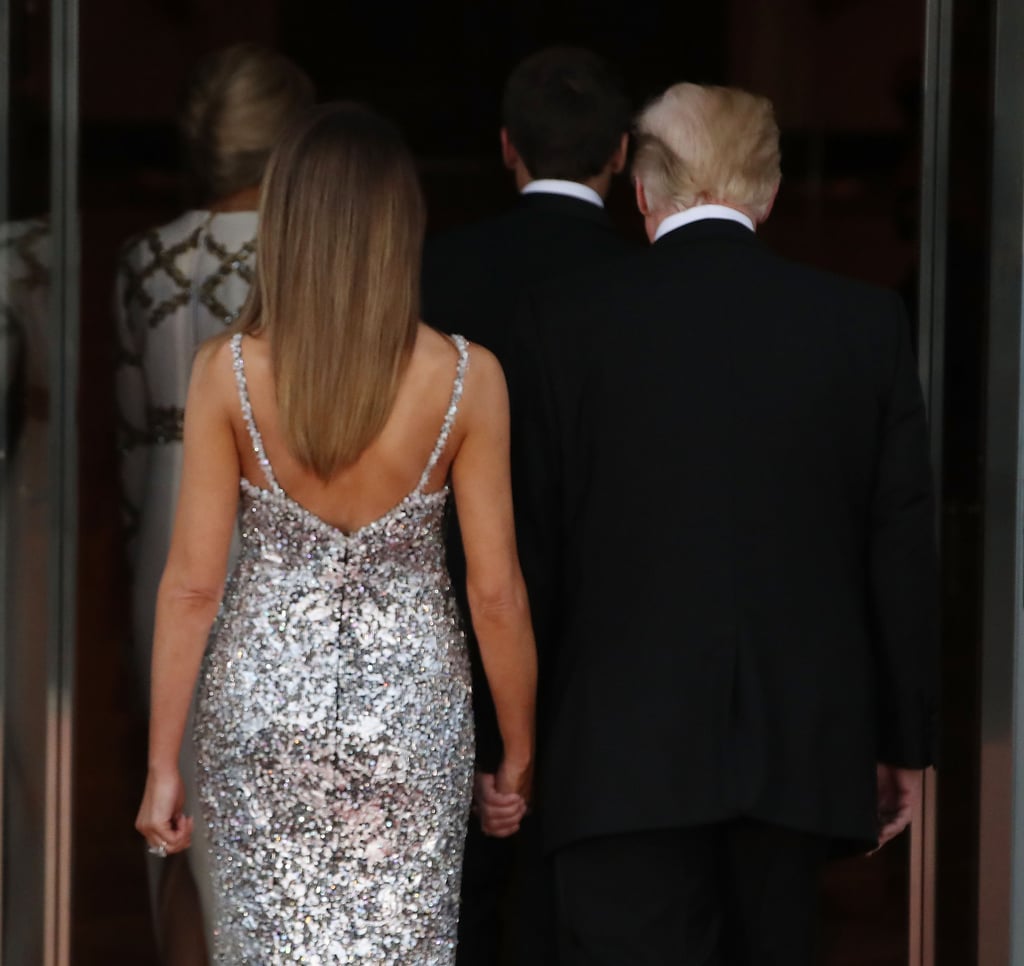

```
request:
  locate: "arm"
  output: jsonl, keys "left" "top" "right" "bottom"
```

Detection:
{"left": 869, "top": 294, "right": 939, "bottom": 767}
{"left": 501, "top": 296, "right": 563, "bottom": 663}
{"left": 135, "top": 340, "right": 240, "bottom": 854}
{"left": 451, "top": 346, "right": 538, "bottom": 815}
{"left": 868, "top": 294, "right": 939, "bottom": 846}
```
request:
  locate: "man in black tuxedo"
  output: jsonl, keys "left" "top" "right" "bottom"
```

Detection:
{"left": 421, "top": 46, "right": 635, "bottom": 966}
{"left": 514, "top": 83, "right": 939, "bottom": 965}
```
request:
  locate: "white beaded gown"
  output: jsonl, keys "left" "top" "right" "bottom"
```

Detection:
{"left": 194, "top": 333, "right": 475, "bottom": 963}
{"left": 116, "top": 210, "right": 258, "bottom": 693}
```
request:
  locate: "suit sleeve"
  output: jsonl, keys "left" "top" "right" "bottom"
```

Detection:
{"left": 503, "top": 296, "right": 563, "bottom": 667}
{"left": 868, "top": 292, "right": 940, "bottom": 768}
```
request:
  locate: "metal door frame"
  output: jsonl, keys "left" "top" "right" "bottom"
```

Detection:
{"left": 978, "top": 0, "right": 1024, "bottom": 962}
{"left": 43, "top": 0, "right": 78, "bottom": 963}
{"left": 913, "top": 0, "right": 953, "bottom": 959}
{"left": 0, "top": 0, "right": 80, "bottom": 962}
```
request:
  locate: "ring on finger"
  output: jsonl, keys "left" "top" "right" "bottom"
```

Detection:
{"left": 147, "top": 840, "right": 168, "bottom": 858}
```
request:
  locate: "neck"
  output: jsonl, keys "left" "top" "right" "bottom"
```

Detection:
{"left": 514, "top": 166, "right": 611, "bottom": 201}
{"left": 645, "top": 210, "right": 665, "bottom": 243}
{"left": 584, "top": 170, "right": 613, "bottom": 200}
{"left": 647, "top": 201, "right": 758, "bottom": 243}
{"left": 207, "top": 184, "right": 261, "bottom": 213}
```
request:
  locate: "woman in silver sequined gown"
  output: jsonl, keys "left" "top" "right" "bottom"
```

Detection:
{"left": 136, "top": 104, "right": 537, "bottom": 965}
{"left": 117, "top": 45, "right": 314, "bottom": 964}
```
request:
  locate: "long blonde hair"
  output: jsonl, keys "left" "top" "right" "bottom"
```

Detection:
{"left": 235, "top": 103, "right": 425, "bottom": 480}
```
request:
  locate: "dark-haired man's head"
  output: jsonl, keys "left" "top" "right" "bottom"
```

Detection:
{"left": 500, "top": 47, "right": 631, "bottom": 195}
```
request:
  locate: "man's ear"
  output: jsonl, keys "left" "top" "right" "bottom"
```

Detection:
{"left": 610, "top": 132, "right": 629, "bottom": 175}
{"left": 499, "top": 128, "right": 519, "bottom": 171}
{"left": 635, "top": 178, "right": 650, "bottom": 217}
{"left": 759, "top": 179, "right": 781, "bottom": 225}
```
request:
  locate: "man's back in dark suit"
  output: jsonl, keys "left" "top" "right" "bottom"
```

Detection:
{"left": 523, "top": 219, "right": 937, "bottom": 848}
{"left": 419, "top": 46, "right": 636, "bottom": 966}
{"left": 424, "top": 187, "right": 636, "bottom": 766}
{"left": 423, "top": 190, "right": 632, "bottom": 357}
{"left": 515, "top": 83, "right": 938, "bottom": 966}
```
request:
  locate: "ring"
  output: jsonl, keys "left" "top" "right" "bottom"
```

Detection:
{"left": 147, "top": 841, "right": 168, "bottom": 858}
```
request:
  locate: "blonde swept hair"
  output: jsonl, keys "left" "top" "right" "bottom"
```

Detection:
{"left": 179, "top": 44, "right": 315, "bottom": 203}
{"left": 633, "top": 83, "right": 780, "bottom": 221}
{"left": 234, "top": 103, "right": 426, "bottom": 480}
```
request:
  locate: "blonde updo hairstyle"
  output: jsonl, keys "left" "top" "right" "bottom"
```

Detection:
{"left": 633, "top": 83, "right": 781, "bottom": 222}
{"left": 179, "top": 43, "right": 315, "bottom": 204}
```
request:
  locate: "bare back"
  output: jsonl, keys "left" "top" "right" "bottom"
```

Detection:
{"left": 228, "top": 324, "right": 467, "bottom": 533}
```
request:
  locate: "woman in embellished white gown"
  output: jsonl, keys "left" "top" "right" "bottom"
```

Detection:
{"left": 116, "top": 44, "right": 314, "bottom": 962}
{"left": 135, "top": 103, "right": 537, "bottom": 963}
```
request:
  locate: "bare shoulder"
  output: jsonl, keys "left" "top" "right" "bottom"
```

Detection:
{"left": 463, "top": 341, "right": 504, "bottom": 382}
{"left": 415, "top": 325, "right": 505, "bottom": 386}
{"left": 194, "top": 333, "right": 233, "bottom": 376}
{"left": 460, "top": 341, "right": 508, "bottom": 423}
{"left": 190, "top": 333, "right": 238, "bottom": 405}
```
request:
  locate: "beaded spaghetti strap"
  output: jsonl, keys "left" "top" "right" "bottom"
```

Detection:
{"left": 415, "top": 334, "right": 469, "bottom": 495}
{"left": 230, "top": 333, "right": 282, "bottom": 492}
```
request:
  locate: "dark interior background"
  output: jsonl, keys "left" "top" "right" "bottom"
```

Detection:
{"left": 7, "top": 0, "right": 982, "bottom": 961}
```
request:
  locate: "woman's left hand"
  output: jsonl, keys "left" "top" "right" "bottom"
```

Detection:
{"left": 474, "top": 770, "right": 528, "bottom": 838}
{"left": 135, "top": 767, "right": 193, "bottom": 856}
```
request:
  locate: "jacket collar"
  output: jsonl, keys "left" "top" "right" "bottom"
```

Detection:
{"left": 517, "top": 191, "right": 612, "bottom": 227}
{"left": 653, "top": 217, "right": 761, "bottom": 248}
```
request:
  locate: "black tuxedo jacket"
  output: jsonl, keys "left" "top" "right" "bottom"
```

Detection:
{"left": 512, "top": 218, "right": 939, "bottom": 853}
{"left": 421, "top": 191, "right": 636, "bottom": 771}
{"left": 422, "top": 191, "right": 634, "bottom": 354}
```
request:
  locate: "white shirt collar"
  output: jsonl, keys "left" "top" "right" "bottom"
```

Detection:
{"left": 521, "top": 179, "right": 604, "bottom": 209}
{"left": 654, "top": 204, "right": 755, "bottom": 242}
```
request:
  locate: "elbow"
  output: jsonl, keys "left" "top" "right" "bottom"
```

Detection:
{"left": 158, "top": 572, "right": 224, "bottom": 620}
{"left": 466, "top": 575, "right": 531, "bottom": 629}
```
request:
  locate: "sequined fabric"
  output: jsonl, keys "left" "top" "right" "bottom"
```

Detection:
{"left": 194, "top": 333, "right": 474, "bottom": 964}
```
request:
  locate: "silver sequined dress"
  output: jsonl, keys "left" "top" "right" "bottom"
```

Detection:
{"left": 194, "top": 333, "right": 474, "bottom": 964}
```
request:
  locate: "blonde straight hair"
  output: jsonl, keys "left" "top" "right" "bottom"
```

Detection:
{"left": 235, "top": 103, "right": 425, "bottom": 480}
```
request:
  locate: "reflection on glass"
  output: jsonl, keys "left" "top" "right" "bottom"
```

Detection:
{"left": 1, "top": 0, "right": 51, "bottom": 960}
{"left": 0, "top": 213, "right": 50, "bottom": 965}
